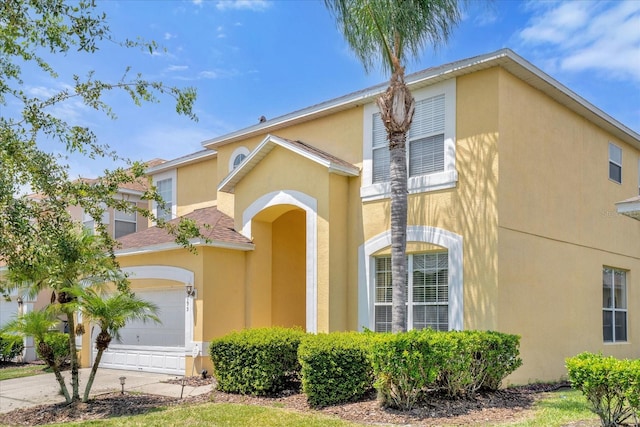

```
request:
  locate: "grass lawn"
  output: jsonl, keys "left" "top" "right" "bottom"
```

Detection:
{"left": 0, "top": 364, "right": 49, "bottom": 381}
{"left": 38, "top": 390, "right": 598, "bottom": 427}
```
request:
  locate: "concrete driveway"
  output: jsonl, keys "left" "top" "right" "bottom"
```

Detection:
{"left": 0, "top": 368, "right": 211, "bottom": 414}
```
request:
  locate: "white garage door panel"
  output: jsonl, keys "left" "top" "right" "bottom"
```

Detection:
{"left": 99, "top": 345, "right": 185, "bottom": 375}
{"left": 0, "top": 299, "right": 18, "bottom": 327}
{"left": 93, "top": 288, "right": 187, "bottom": 375}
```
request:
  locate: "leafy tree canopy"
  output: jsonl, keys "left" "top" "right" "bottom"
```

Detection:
{"left": 0, "top": 0, "right": 202, "bottom": 281}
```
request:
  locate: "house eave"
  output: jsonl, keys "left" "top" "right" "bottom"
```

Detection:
{"left": 115, "top": 239, "right": 254, "bottom": 257}
{"left": 201, "top": 48, "right": 640, "bottom": 151}
{"left": 616, "top": 197, "right": 640, "bottom": 221}
{"left": 146, "top": 150, "right": 217, "bottom": 175}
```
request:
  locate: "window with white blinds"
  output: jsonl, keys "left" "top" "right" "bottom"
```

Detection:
{"left": 374, "top": 252, "right": 449, "bottom": 332}
{"left": 361, "top": 79, "right": 457, "bottom": 201}
{"left": 371, "top": 94, "right": 446, "bottom": 183}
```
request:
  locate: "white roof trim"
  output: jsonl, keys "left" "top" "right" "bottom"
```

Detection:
{"left": 218, "top": 134, "right": 359, "bottom": 194}
{"left": 146, "top": 150, "right": 217, "bottom": 175}
{"left": 616, "top": 196, "right": 640, "bottom": 221}
{"left": 116, "top": 238, "right": 254, "bottom": 257}
{"left": 201, "top": 49, "right": 639, "bottom": 151}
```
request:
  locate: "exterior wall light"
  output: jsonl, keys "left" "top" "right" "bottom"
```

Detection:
{"left": 185, "top": 284, "right": 196, "bottom": 297}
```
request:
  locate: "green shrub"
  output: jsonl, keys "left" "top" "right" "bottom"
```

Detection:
{"left": 37, "top": 332, "right": 70, "bottom": 368}
{"left": 209, "top": 327, "right": 306, "bottom": 396}
{"left": 427, "top": 331, "right": 522, "bottom": 397}
{"left": 566, "top": 352, "right": 640, "bottom": 427}
{"left": 478, "top": 331, "right": 523, "bottom": 391}
{"left": 0, "top": 334, "right": 24, "bottom": 361}
{"left": 433, "top": 331, "right": 477, "bottom": 397}
{"left": 370, "top": 329, "right": 442, "bottom": 409}
{"left": 298, "top": 332, "right": 375, "bottom": 407}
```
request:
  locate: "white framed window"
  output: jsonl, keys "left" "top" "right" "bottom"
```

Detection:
{"left": 602, "top": 267, "right": 627, "bottom": 343}
{"left": 152, "top": 170, "right": 176, "bottom": 222}
{"left": 374, "top": 252, "right": 449, "bottom": 332}
{"left": 114, "top": 202, "right": 137, "bottom": 238}
{"left": 228, "top": 146, "right": 250, "bottom": 172}
{"left": 362, "top": 79, "right": 457, "bottom": 201}
{"left": 609, "top": 143, "right": 622, "bottom": 184}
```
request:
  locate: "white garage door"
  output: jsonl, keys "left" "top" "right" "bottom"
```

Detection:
{"left": 93, "top": 288, "right": 186, "bottom": 375}
{"left": 0, "top": 298, "right": 18, "bottom": 328}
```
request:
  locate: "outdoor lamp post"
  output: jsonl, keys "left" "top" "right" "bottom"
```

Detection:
{"left": 119, "top": 376, "right": 126, "bottom": 394}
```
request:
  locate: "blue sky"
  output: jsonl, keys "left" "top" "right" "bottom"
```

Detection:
{"left": 19, "top": 0, "right": 640, "bottom": 178}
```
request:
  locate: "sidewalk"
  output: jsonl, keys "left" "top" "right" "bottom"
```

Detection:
{"left": 0, "top": 368, "right": 211, "bottom": 414}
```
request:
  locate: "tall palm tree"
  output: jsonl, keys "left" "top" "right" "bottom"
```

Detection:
{"left": 78, "top": 287, "right": 159, "bottom": 402}
{"left": 325, "top": 0, "right": 463, "bottom": 332}
{"left": 0, "top": 309, "right": 71, "bottom": 402}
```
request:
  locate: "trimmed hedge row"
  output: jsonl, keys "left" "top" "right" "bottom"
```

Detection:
{"left": 209, "top": 327, "right": 305, "bottom": 395}
{"left": 298, "top": 332, "right": 376, "bottom": 407}
{"left": 209, "top": 328, "right": 523, "bottom": 409}
{"left": 566, "top": 352, "right": 640, "bottom": 427}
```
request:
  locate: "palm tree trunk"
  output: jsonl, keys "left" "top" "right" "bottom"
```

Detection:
{"left": 378, "top": 68, "right": 414, "bottom": 333}
{"left": 63, "top": 309, "right": 80, "bottom": 402}
{"left": 52, "top": 367, "right": 72, "bottom": 403}
{"left": 389, "top": 132, "right": 408, "bottom": 333}
{"left": 83, "top": 349, "right": 104, "bottom": 402}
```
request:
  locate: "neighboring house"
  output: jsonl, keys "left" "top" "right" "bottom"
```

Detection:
{"left": 78, "top": 49, "right": 640, "bottom": 384}
{"left": 70, "top": 158, "right": 166, "bottom": 239}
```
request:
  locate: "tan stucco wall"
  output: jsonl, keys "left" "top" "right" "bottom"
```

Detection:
{"left": 496, "top": 68, "right": 640, "bottom": 383}
{"left": 216, "top": 107, "right": 364, "bottom": 218}
{"left": 271, "top": 209, "right": 306, "bottom": 327}
{"left": 176, "top": 158, "right": 218, "bottom": 217}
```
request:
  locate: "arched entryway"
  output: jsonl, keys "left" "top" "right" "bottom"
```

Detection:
{"left": 242, "top": 190, "right": 317, "bottom": 332}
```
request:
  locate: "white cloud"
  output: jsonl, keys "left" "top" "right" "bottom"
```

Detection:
{"left": 166, "top": 64, "right": 189, "bottom": 72}
{"left": 199, "top": 70, "right": 218, "bottom": 79}
{"left": 164, "top": 32, "right": 176, "bottom": 40}
{"left": 518, "top": 0, "right": 640, "bottom": 83}
{"left": 198, "top": 68, "right": 239, "bottom": 80}
{"left": 215, "top": 0, "right": 271, "bottom": 12}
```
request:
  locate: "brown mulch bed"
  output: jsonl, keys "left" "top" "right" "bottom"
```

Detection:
{"left": 0, "top": 372, "right": 575, "bottom": 427}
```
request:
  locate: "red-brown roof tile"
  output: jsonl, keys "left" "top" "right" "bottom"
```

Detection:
{"left": 117, "top": 206, "right": 251, "bottom": 251}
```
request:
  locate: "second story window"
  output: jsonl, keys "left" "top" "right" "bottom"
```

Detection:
{"left": 156, "top": 178, "right": 173, "bottom": 221}
{"left": 114, "top": 202, "right": 137, "bottom": 238}
{"left": 372, "top": 94, "right": 446, "bottom": 183}
{"left": 609, "top": 142, "right": 622, "bottom": 184}
{"left": 361, "top": 79, "right": 457, "bottom": 202}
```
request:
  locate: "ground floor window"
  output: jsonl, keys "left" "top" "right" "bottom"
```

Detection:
{"left": 602, "top": 267, "right": 627, "bottom": 342}
{"left": 374, "top": 252, "right": 449, "bottom": 332}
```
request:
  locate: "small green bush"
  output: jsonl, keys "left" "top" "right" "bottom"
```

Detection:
{"left": 424, "top": 331, "right": 522, "bottom": 398}
{"left": 370, "top": 329, "right": 442, "bottom": 409}
{"left": 0, "top": 334, "right": 24, "bottom": 361}
{"left": 298, "top": 332, "right": 375, "bottom": 407}
{"left": 478, "top": 331, "right": 523, "bottom": 391}
{"left": 37, "top": 332, "right": 70, "bottom": 368}
{"left": 209, "top": 327, "right": 306, "bottom": 396}
{"left": 566, "top": 352, "right": 640, "bottom": 427}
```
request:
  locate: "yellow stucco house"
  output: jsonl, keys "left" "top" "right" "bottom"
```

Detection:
{"left": 80, "top": 49, "right": 640, "bottom": 385}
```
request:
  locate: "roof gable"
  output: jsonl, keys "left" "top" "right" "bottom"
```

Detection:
{"left": 218, "top": 134, "right": 359, "bottom": 194}
{"left": 116, "top": 206, "right": 253, "bottom": 255}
